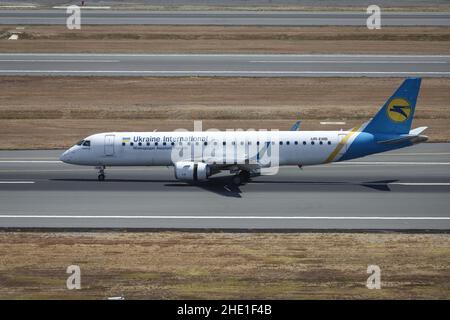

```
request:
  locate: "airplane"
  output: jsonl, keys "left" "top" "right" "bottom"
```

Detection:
{"left": 60, "top": 78, "right": 428, "bottom": 185}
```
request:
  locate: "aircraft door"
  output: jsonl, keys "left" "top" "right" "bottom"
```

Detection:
{"left": 104, "top": 134, "right": 115, "bottom": 156}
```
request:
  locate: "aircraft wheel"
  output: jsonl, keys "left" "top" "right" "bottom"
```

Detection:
{"left": 231, "top": 175, "right": 242, "bottom": 186}
{"left": 98, "top": 174, "right": 105, "bottom": 181}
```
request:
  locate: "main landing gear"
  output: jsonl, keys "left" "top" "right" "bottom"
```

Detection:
{"left": 96, "top": 166, "right": 106, "bottom": 181}
{"left": 231, "top": 170, "right": 251, "bottom": 186}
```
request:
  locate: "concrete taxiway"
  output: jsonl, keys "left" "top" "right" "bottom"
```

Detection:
{"left": 1, "top": 53, "right": 449, "bottom": 77}
{"left": 1, "top": 10, "right": 450, "bottom": 26}
{"left": 0, "top": 143, "right": 449, "bottom": 230}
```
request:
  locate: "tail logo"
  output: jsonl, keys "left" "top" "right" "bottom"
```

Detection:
{"left": 387, "top": 98, "right": 411, "bottom": 123}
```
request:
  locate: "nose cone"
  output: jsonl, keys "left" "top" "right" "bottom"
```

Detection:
{"left": 59, "top": 150, "right": 72, "bottom": 163}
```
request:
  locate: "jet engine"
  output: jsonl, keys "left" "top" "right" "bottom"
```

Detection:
{"left": 174, "top": 161, "right": 211, "bottom": 181}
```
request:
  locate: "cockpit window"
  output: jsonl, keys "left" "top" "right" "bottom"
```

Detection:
{"left": 76, "top": 140, "right": 84, "bottom": 146}
{"left": 82, "top": 140, "right": 91, "bottom": 147}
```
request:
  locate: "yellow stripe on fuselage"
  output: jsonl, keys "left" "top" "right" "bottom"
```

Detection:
{"left": 324, "top": 125, "right": 362, "bottom": 163}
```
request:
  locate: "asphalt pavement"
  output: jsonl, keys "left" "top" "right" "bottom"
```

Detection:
{"left": 0, "top": 143, "right": 449, "bottom": 230}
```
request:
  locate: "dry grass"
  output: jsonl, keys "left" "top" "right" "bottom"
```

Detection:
{"left": 0, "top": 77, "right": 449, "bottom": 149}
{"left": 1, "top": 25, "right": 450, "bottom": 54}
{"left": 0, "top": 232, "right": 448, "bottom": 299}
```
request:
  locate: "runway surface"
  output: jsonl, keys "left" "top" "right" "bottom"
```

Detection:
{"left": 1, "top": 10, "right": 450, "bottom": 26}
{"left": 0, "top": 143, "right": 449, "bottom": 230}
{"left": 1, "top": 53, "right": 449, "bottom": 77}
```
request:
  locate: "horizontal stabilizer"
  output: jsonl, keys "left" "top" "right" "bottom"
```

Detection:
{"left": 409, "top": 126, "right": 428, "bottom": 135}
{"left": 376, "top": 134, "right": 428, "bottom": 145}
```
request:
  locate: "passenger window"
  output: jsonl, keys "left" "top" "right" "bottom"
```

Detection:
{"left": 171, "top": 142, "right": 175, "bottom": 146}
{"left": 295, "top": 141, "right": 298, "bottom": 145}
{"left": 328, "top": 141, "right": 331, "bottom": 145}
{"left": 279, "top": 141, "right": 283, "bottom": 145}
{"left": 163, "top": 142, "right": 166, "bottom": 146}
{"left": 204, "top": 142, "right": 208, "bottom": 146}
{"left": 122, "top": 142, "right": 125, "bottom": 146}
{"left": 311, "top": 141, "right": 315, "bottom": 145}
{"left": 138, "top": 142, "right": 142, "bottom": 146}
{"left": 155, "top": 142, "right": 158, "bottom": 146}
{"left": 130, "top": 142, "right": 134, "bottom": 146}
{"left": 286, "top": 141, "right": 290, "bottom": 145}
{"left": 147, "top": 142, "right": 150, "bottom": 146}
{"left": 303, "top": 141, "right": 306, "bottom": 145}
{"left": 319, "top": 141, "right": 323, "bottom": 145}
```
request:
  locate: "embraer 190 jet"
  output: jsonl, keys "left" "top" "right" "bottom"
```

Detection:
{"left": 60, "top": 78, "right": 428, "bottom": 185}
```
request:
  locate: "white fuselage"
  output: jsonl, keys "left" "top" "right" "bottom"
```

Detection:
{"left": 60, "top": 130, "right": 355, "bottom": 167}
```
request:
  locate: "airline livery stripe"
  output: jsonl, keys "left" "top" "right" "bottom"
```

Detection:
{"left": 324, "top": 125, "right": 361, "bottom": 163}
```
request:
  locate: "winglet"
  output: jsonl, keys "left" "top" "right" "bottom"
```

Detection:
{"left": 290, "top": 121, "right": 301, "bottom": 131}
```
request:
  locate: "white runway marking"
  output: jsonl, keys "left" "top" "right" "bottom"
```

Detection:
{"left": 336, "top": 162, "right": 450, "bottom": 165}
{"left": 0, "top": 160, "right": 61, "bottom": 163}
{"left": 0, "top": 181, "right": 34, "bottom": 184}
{"left": 0, "top": 215, "right": 448, "bottom": 220}
{"left": 389, "top": 182, "right": 450, "bottom": 186}
{"left": 250, "top": 60, "right": 448, "bottom": 64}
{"left": 0, "top": 5, "right": 36, "bottom": 8}
{"left": 0, "top": 54, "right": 449, "bottom": 58}
{"left": 52, "top": 6, "right": 111, "bottom": 9}
{"left": 379, "top": 152, "right": 450, "bottom": 156}
{"left": 0, "top": 60, "right": 119, "bottom": 63}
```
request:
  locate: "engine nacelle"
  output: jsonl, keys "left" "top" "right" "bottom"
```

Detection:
{"left": 174, "top": 161, "right": 211, "bottom": 181}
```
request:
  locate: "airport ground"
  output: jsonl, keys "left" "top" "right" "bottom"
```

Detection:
{"left": 0, "top": 232, "right": 448, "bottom": 299}
{"left": 0, "top": 7, "right": 449, "bottom": 299}
{"left": 2, "top": 0, "right": 450, "bottom": 12}
{"left": 0, "top": 76, "right": 448, "bottom": 149}
{"left": 1, "top": 26, "right": 450, "bottom": 54}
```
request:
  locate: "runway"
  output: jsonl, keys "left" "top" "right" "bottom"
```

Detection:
{"left": 1, "top": 53, "right": 449, "bottom": 77}
{"left": 1, "top": 10, "right": 450, "bottom": 26}
{"left": 0, "top": 143, "right": 449, "bottom": 230}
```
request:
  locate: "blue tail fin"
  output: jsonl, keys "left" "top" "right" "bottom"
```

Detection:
{"left": 363, "top": 78, "right": 421, "bottom": 135}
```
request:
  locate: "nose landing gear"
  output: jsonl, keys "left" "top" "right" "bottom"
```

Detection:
{"left": 96, "top": 166, "right": 106, "bottom": 181}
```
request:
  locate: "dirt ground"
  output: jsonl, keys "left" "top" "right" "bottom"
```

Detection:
{"left": 1, "top": 26, "right": 450, "bottom": 54}
{"left": 0, "top": 232, "right": 448, "bottom": 299}
{"left": 0, "top": 76, "right": 448, "bottom": 149}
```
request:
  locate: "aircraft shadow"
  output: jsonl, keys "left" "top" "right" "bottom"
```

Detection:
{"left": 251, "top": 179, "right": 397, "bottom": 192}
{"left": 165, "top": 176, "right": 243, "bottom": 198}
{"left": 51, "top": 176, "right": 243, "bottom": 198}
{"left": 49, "top": 178, "right": 396, "bottom": 197}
